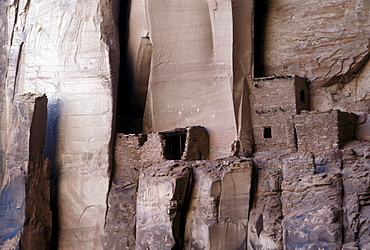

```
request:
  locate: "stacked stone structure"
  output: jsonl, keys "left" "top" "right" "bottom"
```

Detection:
{"left": 294, "top": 110, "right": 358, "bottom": 154}
{"left": 250, "top": 76, "right": 310, "bottom": 152}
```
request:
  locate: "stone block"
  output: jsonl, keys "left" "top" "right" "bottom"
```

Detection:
{"left": 136, "top": 163, "right": 192, "bottom": 249}
{"left": 184, "top": 159, "right": 253, "bottom": 250}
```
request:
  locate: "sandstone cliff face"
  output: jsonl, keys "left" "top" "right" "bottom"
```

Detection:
{"left": 0, "top": 0, "right": 119, "bottom": 249}
{"left": 0, "top": 0, "right": 370, "bottom": 249}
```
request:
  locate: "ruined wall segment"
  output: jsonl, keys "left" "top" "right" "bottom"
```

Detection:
{"left": 2, "top": 1, "right": 119, "bottom": 248}
{"left": 104, "top": 134, "right": 144, "bottom": 249}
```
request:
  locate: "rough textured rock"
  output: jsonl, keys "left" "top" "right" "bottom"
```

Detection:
{"left": 260, "top": 0, "right": 370, "bottom": 86}
{"left": 281, "top": 153, "right": 343, "bottom": 249}
{"left": 136, "top": 163, "right": 192, "bottom": 249}
{"left": 0, "top": 94, "right": 50, "bottom": 249}
{"left": 184, "top": 159, "right": 252, "bottom": 249}
{"left": 104, "top": 134, "right": 144, "bottom": 249}
{"left": 1, "top": 1, "right": 119, "bottom": 249}
{"left": 342, "top": 141, "right": 370, "bottom": 249}
{"left": 248, "top": 152, "right": 284, "bottom": 250}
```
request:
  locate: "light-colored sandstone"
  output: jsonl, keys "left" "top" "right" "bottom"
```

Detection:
{"left": 1, "top": 1, "right": 119, "bottom": 248}
{"left": 136, "top": 163, "right": 191, "bottom": 249}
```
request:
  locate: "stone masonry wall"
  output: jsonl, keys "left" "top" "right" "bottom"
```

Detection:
{"left": 294, "top": 110, "right": 358, "bottom": 154}
{"left": 250, "top": 76, "right": 309, "bottom": 152}
{"left": 104, "top": 134, "right": 144, "bottom": 249}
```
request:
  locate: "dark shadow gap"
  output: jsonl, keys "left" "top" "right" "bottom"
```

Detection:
{"left": 254, "top": 0, "right": 270, "bottom": 78}
{"left": 115, "top": 0, "right": 135, "bottom": 134}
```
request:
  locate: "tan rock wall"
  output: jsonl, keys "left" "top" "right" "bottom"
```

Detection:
{"left": 260, "top": 0, "right": 370, "bottom": 86}
{"left": 2, "top": 1, "right": 119, "bottom": 248}
{"left": 126, "top": 0, "right": 255, "bottom": 159}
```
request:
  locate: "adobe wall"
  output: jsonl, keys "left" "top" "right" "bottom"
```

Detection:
{"left": 294, "top": 110, "right": 358, "bottom": 154}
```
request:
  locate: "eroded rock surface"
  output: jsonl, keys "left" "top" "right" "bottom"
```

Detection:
{"left": 136, "top": 163, "right": 191, "bottom": 249}
{"left": 185, "top": 159, "right": 253, "bottom": 250}
{"left": 0, "top": 94, "right": 50, "bottom": 249}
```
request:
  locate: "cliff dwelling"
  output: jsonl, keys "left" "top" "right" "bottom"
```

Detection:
{"left": 1, "top": 0, "right": 370, "bottom": 249}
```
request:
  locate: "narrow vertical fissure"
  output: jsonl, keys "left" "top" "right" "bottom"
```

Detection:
{"left": 253, "top": 0, "right": 269, "bottom": 78}
{"left": 115, "top": 0, "right": 134, "bottom": 134}
{"left": 116, "top": 0, "right": 152, "bottom": 135}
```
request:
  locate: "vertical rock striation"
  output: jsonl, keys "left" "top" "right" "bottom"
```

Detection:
{"left": 2, "top": 1, "right": 119, "bottom": 248}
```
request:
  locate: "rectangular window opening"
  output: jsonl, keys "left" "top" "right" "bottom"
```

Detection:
{"left": 263, "top": 127, "right": 272, "bottom": 138}
{"left": 161, "top": 131, "right": 187, "bottom": 160}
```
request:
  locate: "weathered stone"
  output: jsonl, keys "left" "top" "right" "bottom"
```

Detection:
{"left": 281, "top": 153, "right": 343, "bottom": 249}
{"left": 259, "top": 0, "right": 370, "bottom": 86}
{"left": 136, "top": 163, "right": 192, "bottom": 249}
{"left": 104, "top": 134, "right": 143, "bottom": 250}
{"left": 0, "top": 94, "right": 50, "bottom": 249}
{"left": 184, "top": 159, "right": 252, "bottom": 250}
{"left": 248, "top": 153, "right": 283, "bottom": 250}
{"left": 342, "top": 141, "right": 370, "bottom": 248}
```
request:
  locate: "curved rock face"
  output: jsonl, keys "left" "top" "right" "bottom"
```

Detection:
{"left": 260, "top": 0, "right": 370, "bottom": 86}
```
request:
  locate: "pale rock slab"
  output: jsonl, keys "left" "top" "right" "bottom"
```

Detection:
{"left": 184, "top": 159, "right": 252, "bottom": 250}
{"left": 136, "top": 163, "right": 192, "bottom": 249}
{"left": 0, "top": 94, "right": 50, "bottom": 249}
{"left": 128, "top": 0, "right": 254, "bottom": 159}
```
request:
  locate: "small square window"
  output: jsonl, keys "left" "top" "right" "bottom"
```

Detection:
{"left": 263, "top": 127, "right": 272, "bottom": 138}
